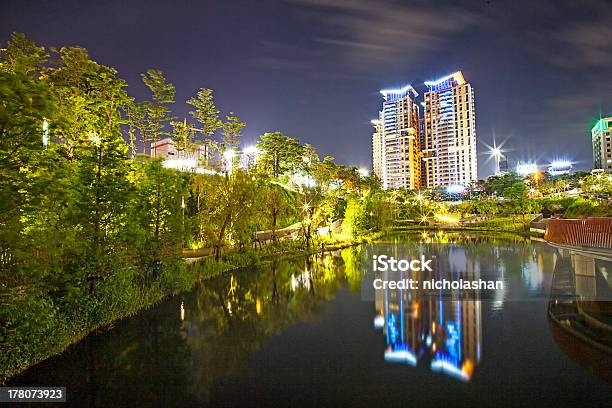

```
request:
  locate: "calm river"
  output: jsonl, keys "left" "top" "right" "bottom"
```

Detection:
{"left": 9, "top": 232, "right": 612, "bottom": 407}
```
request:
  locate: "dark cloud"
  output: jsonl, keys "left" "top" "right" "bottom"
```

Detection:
{"left": 289, "top": 0, "right": 484, "bottom": 69}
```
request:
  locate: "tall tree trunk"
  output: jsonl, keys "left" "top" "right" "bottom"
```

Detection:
{"left": 215, "top": 210, "right": 232, "bottom": 260}
{"left": 152, "top": 177, "right": 162, "bottom": 278}
{"left": 271, "top": 208, "right": 278, "bottom": 242}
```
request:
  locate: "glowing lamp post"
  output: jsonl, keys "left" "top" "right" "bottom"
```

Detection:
{"left": 223, "top": 149, "right": 236, "bottom": 174}
{"left": 490, "top": 146, "right": 503, "bottom": 175}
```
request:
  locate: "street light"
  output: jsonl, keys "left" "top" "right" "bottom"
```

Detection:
{"left": 489, "top": 146, "right": 503, "bottom": 174}
{"left": 223, "top": 149, "right": 236, "bottom": 174}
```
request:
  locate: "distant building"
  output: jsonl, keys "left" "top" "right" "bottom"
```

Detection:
{"left": 591, "top": 117, "right": 612, "bottom": 173}
{"left": 151, "top": 138, "right": 210, "bottom": 172}
{"left": 371, "top": 119, "right": 384, "bottom": 183}
{"left": 498, "top": 157, "right": 508, "bottom": 173}
{"left": 422, "top": 71, "right": 477, "bottom": 188}
{"left": 372, "top": 85, "right": 422, "bottom": 190}
{"left": 547, "top": 161, "right": 573, "bottom": 176}
{"left": 151, "top": 138, "right": 208, "bottom": 161}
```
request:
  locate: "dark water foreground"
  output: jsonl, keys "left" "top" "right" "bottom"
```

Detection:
{"left": 8, "top": 233, "right": 612, "bottom": 407}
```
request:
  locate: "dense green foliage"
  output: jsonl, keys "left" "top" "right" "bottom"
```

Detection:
{"left": 1, "top": 33, "right": 610, "bottom": 383}
{"left": 0, "top": 34, "right": 383, "bottom": 381}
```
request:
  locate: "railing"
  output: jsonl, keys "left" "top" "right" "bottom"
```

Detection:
{"left": 545, "top": 217, "right": 612, "bottom": 249}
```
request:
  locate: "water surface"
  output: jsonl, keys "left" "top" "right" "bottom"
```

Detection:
{"left": 9, "top": 233, "right": 612, "bottom": 406}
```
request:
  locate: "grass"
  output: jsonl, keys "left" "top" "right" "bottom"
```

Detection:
{"left": 1, "top": 231, "right": 373, "bottom": 384}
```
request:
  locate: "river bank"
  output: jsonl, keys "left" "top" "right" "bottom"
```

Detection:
{"left": 1, "top": 233, "right": 380, "bottom": 384}
{"left": 8, "top": 233, "right": 610, "bottom": 406}
{"left": 0, "top": 218, "right": 547, "bottom": 383}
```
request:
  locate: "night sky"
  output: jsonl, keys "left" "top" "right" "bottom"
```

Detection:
{"left": 3, "top": 0, "right": 611, "bottom": 177}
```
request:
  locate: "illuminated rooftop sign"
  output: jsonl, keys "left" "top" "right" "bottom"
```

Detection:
{"left": 380, "top": 84, "right": 418, "bottom": 98}
{"left": 424, "top": 71, "right": 466, "bottom": 91}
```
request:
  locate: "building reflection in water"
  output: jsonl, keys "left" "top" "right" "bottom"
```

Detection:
{"left": 548, "top": 246, "right": 612, "bottom": 382}
{"left": 373, "top": 246, "right": 482, "bottom": 382}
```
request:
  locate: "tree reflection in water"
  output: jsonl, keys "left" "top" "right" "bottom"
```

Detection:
{"left": 9, "top": 234, "right": 611, "bottom": 405}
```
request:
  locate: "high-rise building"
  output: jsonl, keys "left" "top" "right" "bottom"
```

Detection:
{"left": 591, "top": 117, "right": 612, "bottom": 173}
{"left": 422, "top": 71, "right": 477, "bottom": 188}
{"left": 371, "top": 119, "right": 384, "bottom": 182}
{"left": 372, "top": 85, "right": 422, "bottom": 190}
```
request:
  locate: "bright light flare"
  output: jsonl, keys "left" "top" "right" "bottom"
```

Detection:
{"left": 358, "top": 167, "right": 369, "bottom": 177}
{"left": 243, "top": 145, "right": 259, "bottom": 155}
{"left": 516, "top": 162, "right": 537, "bottom": 176}
{"left": 434, "top": 214, "right": 460, "bottom": 224}
{"left": 163, "top": 158, "right": 197, "bottom": 170}
{"left": 490, "top": 147, "right": 502, "bottom": 158}
{"left": 446, "top": 185, "right": 465, "bottom": 194}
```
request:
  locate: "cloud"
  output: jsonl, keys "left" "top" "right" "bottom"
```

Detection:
{"left": 511, "top": 0, "right": 612, "bottom": 70}
{"left": 553, "top": 23, "right": 612, "bottom": 68}
{"left": 287, "top": 0, "right": 484, "bottom": 68}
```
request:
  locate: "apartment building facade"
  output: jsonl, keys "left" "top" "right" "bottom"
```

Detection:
{"left": 591, "top": 117, "right": 612, "bottom": 173}
{"left": 373, "top": 71, "right": 477, "bottom": 190}
{"left": 422, "top": 71, "right": 477, "bottom": 188}
{"left": 372, "top": 85, "right": 422, "bottom": 190}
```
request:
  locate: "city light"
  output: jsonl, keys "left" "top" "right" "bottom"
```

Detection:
{"left": 379, "top": 84, "right": 417, "bottom": 97}
{"left": 446, "top": 185, "right": 465, "bottom": 194}
{"left": 434, "top": 214, "right": 460, "bottom": 224}
{"left": 516, "top": 162, "right": 538, "bottom": 176}
{"left": 88, "top": 133, "right": 101, "bottom": 146}
{"left": 548, "top": 160, "right": 573, "bottom": 176}
{"left": 42, "top": 119, "right": 49, "bottom": 147}
{"left": 243, "top": 145, "right": 259, "bottom": 155}
{"left": 163, "top": 158, "right": 197, "bottom": 170}
{"left": 424, "top": 71, "right": 466, "bottom": 87}
{"left": 550, "top": 160, "right": 572, "bottom": 168}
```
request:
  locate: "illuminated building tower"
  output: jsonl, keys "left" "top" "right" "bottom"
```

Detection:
{"left": 423, "top": 71, "right": 477, "bottom": 188}
{"left": 373, "top": 85, "right": 422, "bottom": 190}
{"left": 371, "top": 119, "right": 384, "bottom": 183}
{"left": 591, "top": 116, "right": 612, "bottom": 172}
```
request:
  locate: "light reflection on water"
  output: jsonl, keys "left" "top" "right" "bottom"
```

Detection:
{"left": 8, "top": 232, "right": 612, "bottom": 406}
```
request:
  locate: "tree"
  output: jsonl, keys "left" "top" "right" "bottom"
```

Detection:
{"left": 262, "top": 183, "right": 297, "bottom": 242}
{"left": 43, "top": 45, "right": 132, "bottom": 291}
{"left": 192, "top": 171, "right": 257, "bottom": 259}
{"left": 256, "top": 132, "right": 303, "bottom": 178}
{"left": 503, "top": 182, "right": 540, "bottom": 233}
{"left": 130, "top": 160, "right": 187, "bottom": 278}
{"left": 366, "top": 192, "right": 394, "bottom": 230}
{"left": 0, "top": 69, "right": 55, "bottom": 276}
{"left": 488, "top": 172, "right": 521, "bottom": 197}
{"left": 187, "top": 88, "right": 222, "bottom": 137}
{"left": 140, "top": 69, "right": 175, "bottom": 155}
{"left": 221, "top": 113, "right": 245, "bottom": 151}
{"left": 125, "top": 100, "right": 145, "bottom": 159}
{"left": 170, "top": 119, "right": 195, "bottom": 156}
{"left": 342, "top": 195, "right": 367, "bottom": 237}
{"left": 0, "top": 32, "right": 48, "bottom": 76}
